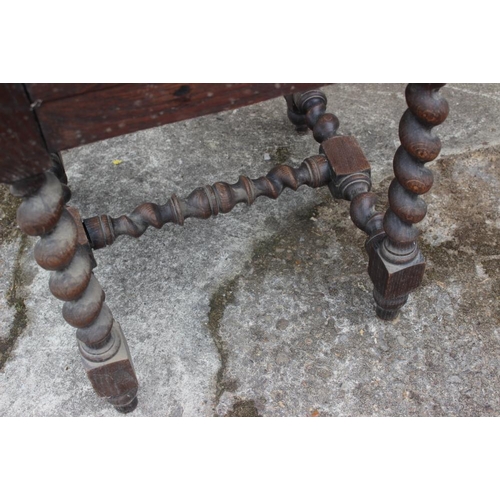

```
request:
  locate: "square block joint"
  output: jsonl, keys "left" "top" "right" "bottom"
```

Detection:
{"left": 368, "top": 247, "right": 426, "bottom": 299}
{"left": 320, "top": 136, "right": 371, "bottom": 177}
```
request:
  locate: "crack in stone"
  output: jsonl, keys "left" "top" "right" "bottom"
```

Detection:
{"left": 207, "top": 276, "right": 240, "bottom": 411}
{"left": 206, "top": 208, "right": 325, "bottom": 415}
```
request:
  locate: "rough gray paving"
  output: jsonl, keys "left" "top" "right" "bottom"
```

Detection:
{"left": 0, "top": 83, "right": 499, "bottom": 416}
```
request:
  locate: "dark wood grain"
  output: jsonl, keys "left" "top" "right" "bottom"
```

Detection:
{"left": 0, "top": 84, "right": 52, "bottom": 183}
{"left": 25, "top": 84, "right": 122, "bottom": 103}
{"left": 321, "top": 136, "right": 371, "bottom": 177}
{"left": 33, "top": 83, "right": 326, "bottom": 152}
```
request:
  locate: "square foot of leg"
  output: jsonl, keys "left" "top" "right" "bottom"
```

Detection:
{"left": 80, "top": 321, "right": 139, "bottom": 412}
{"left": 368, "top": 245, "right": 426, "bottom": 320}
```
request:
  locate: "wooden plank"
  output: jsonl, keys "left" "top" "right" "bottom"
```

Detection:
{"left": 34, "top": 83, "right": 327, "bottom": 152}
{"left": 0, "top": 84, "right": 52, "bottom": 184}
{"left": 25, "top": 84, "right": 122, "bottom": 103}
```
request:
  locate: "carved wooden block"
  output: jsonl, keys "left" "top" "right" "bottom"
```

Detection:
{"left": 321, "top": 136, "right": 372, "bottom": 200}
{"left": 368, "top": 247, "right": 426, "bottom": 299}
{"left": 321, "top": 136, "right": 371, "bottom": 177}
{"left": 80, "top": 321, "right": 138, "bottom": 412}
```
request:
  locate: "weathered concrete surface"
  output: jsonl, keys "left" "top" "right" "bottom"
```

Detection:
{"left": 0, "top": 83, "right": 499, "bottom": 416}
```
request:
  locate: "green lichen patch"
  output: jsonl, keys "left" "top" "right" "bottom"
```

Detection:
{"left": 0, "top": 234, "right": 29, "bottom": 369}
{"left": 271, "top": 146, "right": 291, "bottom": 164}
{"left": 0, "top": 184, "right": 21, "bottom": 244}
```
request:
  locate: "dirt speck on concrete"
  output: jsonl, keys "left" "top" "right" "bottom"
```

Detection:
{"left": 225, "top": 399, "right": 260, "bottom": 417}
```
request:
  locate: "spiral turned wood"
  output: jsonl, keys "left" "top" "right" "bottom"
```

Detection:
{"left": 370, "top": 84, "right": 449, "bottom": 320}
{"left": 288, "top": 90, "right": 385, "bottom": 255}
{"left": 11, "top": 171, "right": 138, "bottom": 412}
{"left": 84, "top": 155, "right": 333, "bottom": 249}
{"left": 286, "top": 90, "right": 340, "bottom": 143}
{"left": 382, "top": 84, "right": 449, "bottom": 262}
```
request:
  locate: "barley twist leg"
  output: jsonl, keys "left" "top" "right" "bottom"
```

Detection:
{"left": 11, "top": 170, "right": 139, "bottom": 413}
{"left": 369, "top": 83, "right": 449, "bottom": 319}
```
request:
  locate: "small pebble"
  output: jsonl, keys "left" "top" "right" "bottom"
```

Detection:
{"left": 264, "top": 153, "right": 271, "bottom": 161}
{"left": 276, "top": 319, "right": 289, "bottom": 330}
{"left": 397, "top": 336, "right": 407, "bottom": 347}
{"left": 276, "top": 352, "right": 289, "bottom": 364}
{"left": 378, "top": 340, "right": 390, "bottom": 352}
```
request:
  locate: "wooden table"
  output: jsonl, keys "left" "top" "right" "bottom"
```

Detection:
{"left": 0, "top": 84, "right": 325, "bottom": 183}
{"left": 0, "top": 83, "right": 449, "bottom": 413}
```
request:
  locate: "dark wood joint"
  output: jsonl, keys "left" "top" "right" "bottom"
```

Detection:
{"left": 66, "top": 206, "right": 97, "bottom": 269}
{"left": 321, "top": 136, "right": 372, "bottom": 200}
{"left": 368, "top": 247, "right": 426, "bottom": 320}
{"left": 369, "top": 248, "right": 425, "bottom": 298}
{"left": 321, "top": 136, "right": 371, "bottom": 177}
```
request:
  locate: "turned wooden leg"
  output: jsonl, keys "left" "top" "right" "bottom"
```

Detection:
{"left": 10, "top": 169, "right": 139, "bottom": 412}
{"left": 285, "top": 89, "right": 340, "bottom": 142}
{"left": 284, "top": 94, "right": 309, "bottom": 133}
{"left": 369, "top": 84, "right": 449, "bottom": 320}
